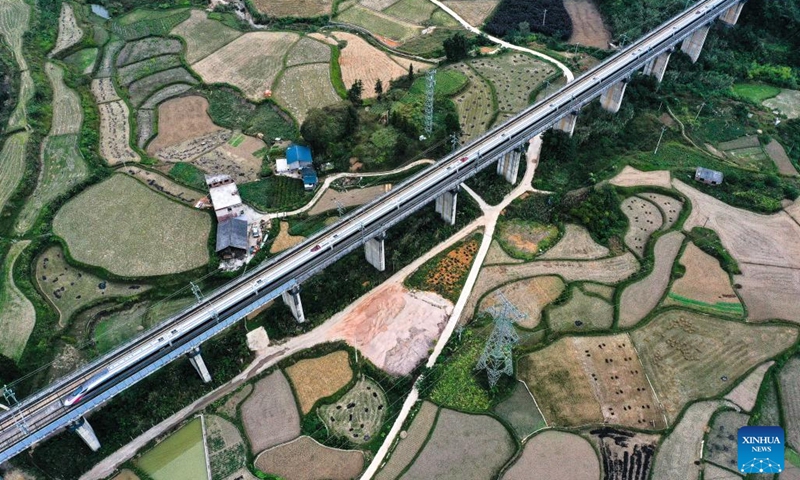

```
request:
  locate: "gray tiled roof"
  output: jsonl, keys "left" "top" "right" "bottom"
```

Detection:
{"left": 216, "top": 216, "right": 248, "bottom": 252}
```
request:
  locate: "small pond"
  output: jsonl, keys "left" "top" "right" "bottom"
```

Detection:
{"left": 136, "top": 417, "right": 209, "bottom": 480}
{"left": 90, "top": 4, "right": 110, "bottom": 19}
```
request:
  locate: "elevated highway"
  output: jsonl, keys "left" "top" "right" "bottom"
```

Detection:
{"left": 0, "top": 0, "right": 746, "bottom": 463}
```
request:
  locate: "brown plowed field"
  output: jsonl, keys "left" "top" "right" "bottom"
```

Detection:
{"left": 503, "top": 430, "right": 600, "bottom": 480}
{"left": 665, "top": 242, "right": 741, "bottom": 315}
{"left": 285, "top": 350, "right": 353, "bottom": 414}
{"left": 255, "top": 436, "right": 364, "bottom": 480}
{"left": 564, "top": 0, "right": 611, "bottom": 49}
{"left": 240, "top": 370, "right": 300, "bottom": 454}
{"left": 332, "top": 31, "right": 409, "bottom": 95}
{"left": 147, "top": 96, "right": 223, "bottom": 155}
{"left": 477, "top": 276, "right": 564, "bottom": 329}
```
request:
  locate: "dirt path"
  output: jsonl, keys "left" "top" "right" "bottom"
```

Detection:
{"left": 563, "top": 0, "right": 611, "bottom": 49}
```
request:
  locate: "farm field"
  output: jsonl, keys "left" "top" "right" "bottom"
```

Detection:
{"left": 239, "top": 176, "right": 312, "bottom": 212}
{"left": 724, "top": 361, "right": 773, "bottom": 412}
{"left": 468, "top": 53, "right": 555, "bottom": 115}
{"left": 286, "top": 36, "right": 331, "bottom": 66}
{"left": 735, "top": 262, "right": 800, "bottom": 323}
{"left": 763, "top": 89, "right": 800, "bottom": 119}
{"left": 383, "top": 0, "right": 437, "bottom": 24}
{"left": 621, "top": 196, "right": 663, "bottom": 257}
{"left": 250, "top": 0, "right": 333, "bottom": 18}
{"left": 205, "top": 415, "right": 247, "bottom": 480}
{"left": 320, "top": 377, "right": 386, "bottom": 444}
{"left": 441, "top": 0, "right": 499, "bottom": 26}
{"left": 779, "top": 357, "right": 800, "bottom": 450}
{"left": 254, "top": 436, "right": 364, "bottom": 480}
{"left": 563, "top": 0, "right": 611, "bottom": 49}
{"left": 147, "top": 96, "right": 224, "bottom": 155}
{"left": 7, "top": 70, "right": 33, "bottom": 131}
{"left": 618, "top": 231, "right": 684, "bottom": 327}
{"left": 117, "top": 55, "right": 183, "bottom": 86}
{"left": 503, "top": 430, "right": 600, "bottom": 480}
{"left": 447, "top": 62, "right": 495, "bottom": 142}
{"left": 193, "top": 142, "right": 264, "bottom": 183}
{"left": 631, "top": 310, "right": 797, "bottom": 423}
{"left": 637, "top": 192, "right": 683, "bottom": 229}
{"left": 609, "top": 166, "right": 672, "bottom": 189}
{"left": 51, "top": 3, "right": 83, "bottom": 57}
{"left": 401, "top": 409, "right": 514, "bottom": 480}
{"left": 335, "top": 6, "right": 421, "bottom": 42}
{"left": 483, "top": 240, "right": 523, "bottom": 265}
{"left": 581, "top": 282, "right": 614, "bottom": 300}
{"left": 136, "top": 110, "right": 154, "bottom": 149}
{"left": 332, "top": 31, "right": 422, "bottom": 95}
{"left": 140, "top": 83, "right": 193, "bottom": 110}
{"left": 52, "top": 175, "right": 211, "bottom": 277}
{"left": 285, "top": 350, "right": 353, "bottom": 414}
{"left": 703, "top": 411, "right": 749, "bottom": 471}
{"left": 240, "top": 371, "right": 300, "bottom": 454}
{"left": 270, "top": 221, "right": 305, "bottom": 253}
{"left": 375, "top": 401, "right": 438, "bottom": 480}
{"left": 273, "top": 63, "right": 341, "bottom": 123}
{"left": 91, "top": 77, "right": 121, "bottom": 104}
{"left": 116, "top": 37, "right": 183, "bottom": 67}
{"left": 127, "top": 67, "right": 198, "bottom": 107}
{"left": 731, "top": 83, "right": 781, "bottom": 103}
{"left": 0, "top": 0, "right": 30, "bottom": 71}
{"left": 192, "top": 32, "right": 298, "bottom": 100}
{"left": 493, "top": 381, "right": 546, "bottom": 439}
{"left": 476, "top": 276, "right": 564, "bottom": 328}
{"left": 0, "top": 241, "right": 35, "bottom": 361}
{"left": 111, "top": 8, "right": 191, "bottom": 40}
{"left": 98, "top": 100, "right": 140, "bottom": 165}
{"left": 96, "top": 40, "right": 125, "bottom": 78}
{"left": 593, "top": 428, "right": 659, "bottom": 480}
{"left": 63, "top": 48, "right": 98, "bottom": 74}
{"left": 764, "top": 139, "right": 800, "bottom": 176}
{"left": 546, "top": 286, "right": 614, "bottom": 333}
{"left": 171, "top": 10, "right": 242, "bottom": 64}
{"left": 665, "top": 243, "right": 742, "bottom": 316}
{"left": 496, "top": 220, "right": 559, "bottom": 260}
{"left": 539, "top": 223, "right": 609, "bottom": 259}
{"left": 35, "top": 245, "right": 151, "bottom": 327}
{"left": 406, "top": 235, "right": 480, "bottom": 302}
{"left": 92, "top": 297, "right": 195, "bottom": 353}
{"left": 0, "top": 132, "right": 30, "bottom": 214}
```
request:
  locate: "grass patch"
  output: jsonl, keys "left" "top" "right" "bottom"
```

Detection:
{"left": 426, "top": 326, "right": 492, "bottom": 411}
{"left": 168, "top": 162, "right": 207, "bottom": 191}
{"left": 229, "top": 133, "right": 245, "bottom": 147}
{"left": 495, "top": 219, "right": 558, "bottom": 260}
{"left": 201, "top": 86, "right": 297, "bottom": 140}
{"left": 63, "top": 48, "right": 98, "bottom": 73}
{"left": 410, "top": 68, "right": 469, "bottom": 97}
{"left": 239, "top": 176, "right": 313, "bottom": 212}
{"left": 335, "top": 5, "right": 420, "bottom": 42}
{"left": 732, "top": 83, "right": 782, "bottom": 103}
{"left": 405, "top": 233, "right": 481, "bottom": 302}
{"left": 111, "top": 8, "right": 191, "bottom": 40}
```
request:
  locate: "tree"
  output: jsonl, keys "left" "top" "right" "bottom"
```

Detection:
{"left": 301, "top": 103, "right": 358, "bottom": 155}
{"left": 408, "top": 63, "right": 414, "bottom": 82}
{"left": 374, "top": 79, "right": 383, "bottom": 100}
{"left": 443, "top": 32, "right": 470, "bottom": 62}
{"left": 347, "top": 79, "right": 363, "bottom": 105}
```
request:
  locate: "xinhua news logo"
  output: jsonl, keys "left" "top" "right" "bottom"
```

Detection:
{"left": 738, "top": 426, "right": 785, "bottom": 474}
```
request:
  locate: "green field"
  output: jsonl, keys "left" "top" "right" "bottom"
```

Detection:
{"left": 239, "top": 176, "right": 313, "bottom": 212}
{"left": 63, "top": 48, "right": 99, "bottom": 74}
{"left": 171, "top": 9, "right": 243, "bottom": 64}
{"left": 336, "top": 5, "right": 421, "bottom": 42}
{"left": 202, "top": 87, "right": 297, "bottom": 140}
{"left": 384, "top": 0, "right": 438, "bottom": 24}
{"left": 53, "top": 175, "right": 212, "bottom": 277}
{"left": 229, "top": 133, "right": 245, "bottom": 147}
{"left": 447, "top": 63, "right": 495, "bottom": 141}
{"left": 0, "top": 132, "right": 30, "bottom": 215}
{"left": 168, "top": 163, "right": 208, "bottom": 190}
{"left": 111, "top": 8, "right": 191, "bottom": 40}
{"left": 732, "top": 83, "right": 782, "bottom": 103}
{"left": 410, "top": 68, "right": 469, "bottom": 96}
{"left": 93, "top": 297, "right": 193, "bottom": 353}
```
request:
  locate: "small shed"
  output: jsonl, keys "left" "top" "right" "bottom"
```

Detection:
{"left": 275, "top": 158, "right": 289, "bottom": 174}
{"left": 301, "top": 166, "right": 318, "bottom": 191}
{"left": 695, "top": 167, "right": 724, "bottom": 185}
{"left": 216, "top": 216, "right": 249, "bottom": 258}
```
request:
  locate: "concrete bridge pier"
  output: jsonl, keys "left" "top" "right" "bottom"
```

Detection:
{"left": 364, "top": 231, "right": 386, "bottom": 271}
{"left": 720, "top": 2, "right": 744, "bottom": 26}
{"left": 496, "top": 149, "right": 521, "bottom": 184}
{"left": 282, "top": 285, "right": 305, "bottom": 323}
{"left": 186, "top": 347, "right": 212, "bottom": 383}
{"left": 435, "top": 186, "right": 459, "bottom": 225}
{"left": 554, "top": 111, "right": 578, "bottom": 137}
{"left": 69, "top": 416, "right": 100, "bottom": 452}
{"left": 643, "top": 50, "right": 672, "bottom": 83}
{"left": 600, "top": 80, "right": 628, "bottom": 113}
{"left": 680, "top": 25, "right": 710, "bottom": 63}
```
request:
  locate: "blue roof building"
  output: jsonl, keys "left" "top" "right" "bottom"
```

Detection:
{"left": 286, "top": 145, "right": 313, "bottom": 168}
{"left": 302, "top": 166, "right": 318, "bottom": 191}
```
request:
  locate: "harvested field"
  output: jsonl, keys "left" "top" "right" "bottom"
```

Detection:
{"left": 0, "top": 132, "right": 29, "bottom": 214}
{"left": 155, "top": 130, "right": 230, "bottom": 165}
{"left": 484, "top": 240, "right": 523, "bottom": 265}
{"left": 255, "top": 436, "right": 364, "bottom": 480}
{"left": 465, "top": 252, "right": 640, "bottom": 318}
{"left": 610, "top": 166, "right": 671, "bottom": 189}
{"left": 704, "top": 411, "right": 750, "bottom": 472}
{"left": 384, "top": 0, "right": 437, "bottom": 24}
{"left": 273, "top": 63, "right": 341, "bottom": 123}
{"left": 547, "top": 286, "right": 613, "bottom": 333}
{"left": 116, "top": 37, "right": 183, "bottom": 67}
{"left": 127, "top": 67, "right": 198, "bottom": 106}
{"left": 724, "top": 361, "right": 773, "bottom": 412}
{"left": 764, "top": 89, "right": 800, "bottom": 119}
{"left": 0, "top": 0, "right": 30, "bottom": 69}
{"left": 333, "top": 31, "right": 410, "bottom": 94}
{"left": 564, "top": 0, "right": 610, "bottom": 49}
{"left": 581, "top": 282, "right": 614, "bottom": 300}
{"left": 96, "top": 40, "right": 124, "bottom": 78}
{"left": 631, "top": 310, "right": 797, "bottom": 423}
{"left": 704, "top": 464, "right": 742, "bottom": 480}
{"left": 618, "top": 231, "right": 684, "bottom": 327}
{"left": 53, "top": 175, "right": 211, "bottom": 277}
{"left": 477, "top": 276, "right": 564, "bottom": 329}
{"left": 217, "top": 384, "right": 252, "bottom": 419}
{"left": 503, "top": 430, "right": 600, "bottom": 480}
{"left": 637, "top": 192, "right": 683, "bottom": 230}
{"left": 401, "top": 409, "right": 514, "bottom": 480}
{"left": 591, "top": 428, "right": 658, "bottom": 480}
{"left": 621, "top": 196, "right": 663, "bottom": 257}
{"left": 493, "top": 381, "right": 546, "bottom": 439}
{"left": 147, "top": 96, "right": 224, "bottom": 154}
{"left": 539, "top": 224, "right": 609, "bottom": 260}
{"left": 309, "top": 184, "right": 388, "bottom": 216}
{"left": 468, "top": 53, "right": 554, "bottom": 115}
{"left": 286, "top": 36, "right": 331, "bottom": 66}
{"left": 285, "top": 350, "right": 353, "bottom": 414}
{"left": 665, "top": 243, "right": 742, "bottom": 316}
{"left": 91, "top": 77, "right": 121, "bottom": 104}
{"left": 270, "top": 221, "right": 305, "bottom": 254}
{"left": 651, "top": 400, "right": 730, "bottom": 480}
{"left": 122, "top": 166, "right": 203, "bottom": 205}
{"left": 764, "top": 139, "right": 799, "bottom": 176}
{"left": 250, "top": 0, "right": 333, "bottom": 18}
{"left": 205, "top": 415, "right": 247, "bottom": 480}
{"left": 447, "top": 62, "right": 495, "bottom": 142}
{"left": 172, "top": 10, "right": 242, "bottom": 64}
{"left": 140, "top": 84, "right": 193, "bottom": 110}
{"left": 321, "top": 377, "right": 386, "bottom": 444}
{"left": 51, "top": 3, "right": 83, "bottom": 57}
{"left": 98, "top": 100, "right": 140, "bottom": 165}
{"left": 336, "top": 6, "right": 421, "bottom": 42}
{"left": 241, "top": 370, "right": 300, "bottom": 454}
{"left": 328, "top": 283, "right": 451, "bottom": 375}
{"left": 192, "top": 32, "right": 298, "bottom": 100}
{"left": 780, "top": 357, "right": 800, "bottom": 450}
{"left": 0, "top": 241, "right": 35, "bottom": 361}
{"left": 496, "top": 220, "right": 559, "bottom": 259}
{"left": 736, "top": 262, "right": 800, "bottom": 322}
{"left": 408, "top": 236, "right": 480, "bottom": 301}
{"left": 7, "top": 68, "right": 32, "bottom": 131}
{"left": 136, "top": 109, "right": 154, "bottom": 149}
{"left": 375, "top": 401, "right": 438, "bottom": 480}
{"left": 441, "top": 0, "right": 499, "bottom": 26}
{"left": 46, "top": 63, "right": 82, "bottom": 135}
{"left": 117, "top": 55, "right": 183, "bottom": 86}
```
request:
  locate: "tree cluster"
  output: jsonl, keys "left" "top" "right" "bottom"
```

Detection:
{"left": 485, "top": 0, "right": 572, "bottom": 40}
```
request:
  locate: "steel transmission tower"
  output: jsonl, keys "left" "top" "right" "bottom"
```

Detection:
{"left": 475, "top": 293, "right": 525, "bottom": 387}
{"left": 424, "top": 69, "right": 436, "bottom": 136}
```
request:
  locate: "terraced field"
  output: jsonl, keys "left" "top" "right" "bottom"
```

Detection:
{"left": 111, "top": 8, "right": 191, "bottom": 40}
{"left": 116, "top": 37, "right": 183, "bottom": 66}
{"left": 171, "top": 10, "right": 242, "bottom": 64}
{"left": 447, "top": 63, "right": 495, "bottom": 142}
{"left": 0, "top": 132, "right": 29, "bottom": 214}
{"left": 0, "top": 241, "right": 35, "bottom": 361}
{"left": 45, "top": 63, "right": 82, "bottom": 135}
{"left": 335, "top": 5, "right": 421, "bottom": 42}
{"left": 285, "top": 36, "right": 331, "bottom": 67}
{"left": 274, "top": 63, "right": 341, "bottom": 123}
{"left": 98, "top": 101, "right": 140, "bottom": 165}
{"left": 250, "top": 0, "right": 334, "bottom": 18}
{"left": 0, "top": 0, "right": 32, "bottom": 131}
{"left": 127, "top": 67, "right": 198, "bottom": 106}
{"left": 468, "top": 53, "right": 555, "bottom": 116}
{"left": 50, "top": 3, "right": 83, "bottom": 58}
{"left": 117, "top": 55, "right": 183, "bottom": 86}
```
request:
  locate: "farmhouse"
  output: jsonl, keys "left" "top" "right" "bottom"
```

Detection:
{"left": 216, "top": 215, "right": 249, "bottom": 258}
{"left": 276, "top": 145, "right": 318, "bottom": 191}
{"left": 695, "top": 167, "right": 723, "bottom": 185}
{"left": 206, "top": 174, "right": 245, "bottom": 221}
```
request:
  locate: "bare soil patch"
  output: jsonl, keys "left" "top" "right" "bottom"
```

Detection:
{"left": 503, "top": 430, "right": 600, "bottom": 480}
{"left": 193, "top": 141, "right": 263, "bottom": 182}
{"left": 564, "top": 0, "right": 610, "bottom": 49}
{"left": 547, "top": 286, "right": 613, "bottom": 333}
{"left": 375, "top": 401, "right": 438, "bottom": 480}
{"left": 703, "top": 411, "right": 750, "bottom": 473}
{"left": 631, "top": 310, "right": 797, "bottom": 423}
{"left": 493, "top": 381, "right": 546, "bottom": 440}
{"left": 724, "top": 361, "right": 773, "bottom": 412}
{"left": 147, "top": 96, "right": 223, "bottom": 155}
{"left": 610, "top": 166, "right": 671, "bottom": 189}
{"left": 309, "top": 184, "right": 388, "bottom": 216}
{"left": 241, "top": 370, "right": 301, "bottom": 454}
{"left": 779, "top": 357, "right": 800, "bottom": 450}
{"left": 539, "top": 223, "right": 609, "bottom": 260}
{"left": 591, "top": 428, "right": 659, "bottom": 480}
{"left": 0, "top": 241, "right": 35, "bottom": 360}
{"left": 153, "top": 130, "right": 230, "bottom": 164}
{"left": 51, "top": 3, "right": 83, "bottom": 57}
{"left": 328, "top": 283, "right": 451, "bottom": 375}
{"left": 477, "top": 276, "right": 565, "bottom": 328}
{"left": 637, "top": 192, "right": 683, "bottom": 229}
{"left": 484, "top": 239, "right": 523, "bottom": 265}
{"left": 270, "top": 221, "right": 306, "bottom": 254}
{"left": 764, "top": 139, "right": 799, "bottom": 176}
{"left": 496, "top": 220, "right": 559, "bottom": 259}
{"left": 285, "top": 350, "right": 353, "bottom": 414}
{"left": 665, "top": 242, "right": 742, "bottom": 316}
{"left": 98, "top": 100, "right": 140, "bottom": 165}
{"left": 621, "top": 196, "right": 663, "bottom": 257}
{"left": 250, "top": 0, "right": 333, "bottom": 18}
{"left": 413, "top": 237, "right": 480, "bottom": 301}
{"left": 254, "top": 436, "right": 364, "bottom": 480}
{"left": 333, "top": 31, "right": 409, "bottom": 95}
{"left": 122, "top": 166, "right": 203, "bottom": 205}
{"left": 321, "top": 377, "right": 386, "bottom": 443}
{"left": 441, "top": 0, "right": 499, "bottom": 26}
{"left": 402, "top": 408, "right": 514, "bottom": 480}
{"left": 618, "top": 231, "right": 684, "bottom": 327}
